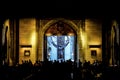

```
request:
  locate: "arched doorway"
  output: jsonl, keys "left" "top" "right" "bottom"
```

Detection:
{"left": 44, "top": 21, "right": 77, "bottom": 62}
{"left": 110, "top": 24, "right": 119, "bottom": 66}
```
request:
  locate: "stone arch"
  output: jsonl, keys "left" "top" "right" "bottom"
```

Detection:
{"left": 42, "top": 18, "right": 78, "bottom": 34}
{"left": 41, "top": 18, "right": 80, "bottom": 61}
{"left": 110, "top": 20, "right": 119, "bottom": 65}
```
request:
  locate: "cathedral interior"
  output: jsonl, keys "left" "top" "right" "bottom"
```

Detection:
{"left": 0, "top": 13, "right": 120, "bottom": 79}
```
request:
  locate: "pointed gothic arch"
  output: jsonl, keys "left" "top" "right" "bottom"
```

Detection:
{"left": 41, "top": 18, "right": 80, "bottom": 62}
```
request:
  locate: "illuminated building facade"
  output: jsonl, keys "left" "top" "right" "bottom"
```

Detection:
{"left": 0, "top": 17, "right": 119, "bottom": 66}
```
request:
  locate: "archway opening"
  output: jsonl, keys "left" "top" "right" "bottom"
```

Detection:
{"left": 44, "top": 21, "right": 77, "bottom": 62}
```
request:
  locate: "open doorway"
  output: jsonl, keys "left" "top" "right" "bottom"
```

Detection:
{"left": 46, "top": 35, "right": 75, "bottom": 62}
{"left": 44, "top": 21, "right": 77, "bottom": 62}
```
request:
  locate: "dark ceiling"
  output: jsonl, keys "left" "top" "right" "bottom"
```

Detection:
{"left": 0, "top": 1, "right": 120, "bottom": 20}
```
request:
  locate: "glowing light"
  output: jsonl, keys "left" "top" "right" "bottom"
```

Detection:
{"left": 71, "top": 60, "right": 74, "bottom": 61}
{"left": 72, "top": 53, "right": 74, "bottom": 55}
{"left": 46, "top": 33, "right": 52, "bottom": 36}
{"left": 81, "top": 32, "right": 87, "bottom": 48}
{"left": 68, "top": 33, "right": 74, "bottom": 36}
{"left": 31, "top": 32, "right": 36, "bottom": 46}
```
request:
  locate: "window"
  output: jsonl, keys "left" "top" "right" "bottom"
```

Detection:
{"left": 24, "top": 50, "right": 30, "bottom": 56}
{"left": 91, "top": 50, "right": 97, "bottom": 57}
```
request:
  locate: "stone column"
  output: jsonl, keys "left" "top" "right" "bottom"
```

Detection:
{"left": 0, "top": 19, "right": 5, "bottom": 66}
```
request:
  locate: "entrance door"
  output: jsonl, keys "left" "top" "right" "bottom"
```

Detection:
{"left": 46, "top": 35, "right": 75, "bottom": 62}
{"left": 44, "top": 21, "right": 77, "bottom": 62}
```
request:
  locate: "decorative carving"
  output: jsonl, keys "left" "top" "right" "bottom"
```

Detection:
{"left": 45, "top": 21, "right": 75, "bottom": 35}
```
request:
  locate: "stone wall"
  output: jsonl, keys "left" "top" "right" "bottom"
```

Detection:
{"left": 85, "top": 19, "right": 102, "bottom": 63}
{"left": 19, "top": 18, "right": 37, "bottom": 64}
